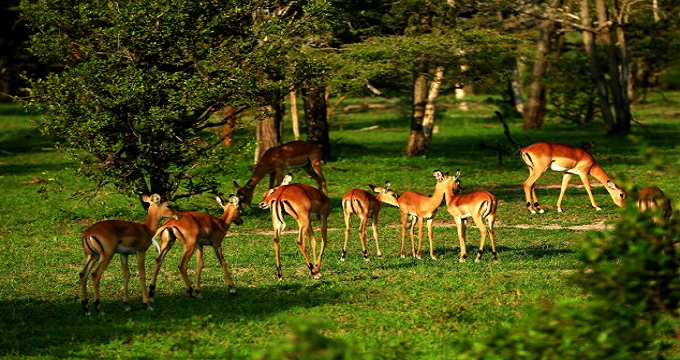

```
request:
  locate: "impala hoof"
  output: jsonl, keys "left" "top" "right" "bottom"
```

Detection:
{"left": 229, "top": 286, "right": 237, "bottom": 295}
{"left": 557, "top": 208, "right": 564, "bottom": 213}
{"left": 595, "top": 207, "right": 602, "bottom": 211}
{"left": 538, "top": 209, "right": 545, "bottom": 214}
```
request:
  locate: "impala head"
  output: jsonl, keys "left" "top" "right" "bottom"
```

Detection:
{"left": 433, "top": 169, "right": 463, "bottom": 195}
{"left": 369, "top": 181, "right": 399, "bottom": 207}
{"left": 233, "top": 180, "right": 256, "bottom": 206}
{"left": 258, "top": 174, "right": 293, "bottom": 210}
{"left": 606, "top": 180, "right": 627, "bottom": 208}
{"left": 217, "top": 194, "right": 243, "bottom": 225}
{"left": 142, "top": 194, "right": 181, "bottom": 220}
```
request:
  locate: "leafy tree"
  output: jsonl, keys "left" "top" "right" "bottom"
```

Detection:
{"left": 19, "top": 0, "right": 329, "bottom": 201}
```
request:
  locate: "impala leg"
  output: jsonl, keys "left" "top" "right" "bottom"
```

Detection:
{"left": 488, "top": 214, "right": 498, "bottom": 261}
{"left": 120, "top": 254, "right": 132, "bottom": 311}
{"left": 359, "top": 216, "right": 370, "bottom": 261}
{"left": 456, "top": 218, "right": 467, "bottom": 262}
{"left": 296, "top": 224, "right": 315, "bottom": 278}
{"left": 91, "top": 255, "right": 113, "bottom": 315}
{"left": 557, "top": 173, "right": 573, "bottom": 212}
{"left": 523, "top": 168, "right": 546, "bottom": 214}
{"left": 274, "top": 227, "right": 283, "bottom": 280}
{"left": 371, "top": 213, "right": 382, "bottom": 258}
{"left": 341, "top": 209, "right": 351, "bottom": 261}
{"left": 80, "top": 252, "right": 99, "bottom": 315}
{"left": 194, "top": 246, "right": 205, "bottom": 299}
{"left": 309, "top": 225, "right": 318, "bottom": 263}
{"left": 178, "top": 245, "right": 197, "bottom": 297}
{"left": 149, "top": 230, "right": 176, "bottom": 301}
{"left": 136, "top": 250, "right": 152, "bottom": 310}
{"left": 473, "top": 216, "right": 488, "bottom": 263}
{"left": 400, "top": 212, "right": 409, "bottom": 258}
{"left": 305, "top": 162, "right": 328, "bottom": 195}
{"left": 313, "top": 216, "right": 328, "bottom": 279}
{"left": 214, "top": 245, "right": 236, "bottom": 294}
{"left": 415, "top": 217, "right": 424, "bottom": 259}
{"left": 578, "top": 172, "right": 601, "bottom": 211}
{"left": 426, "top": 218, "right": 436, "bottom": 260}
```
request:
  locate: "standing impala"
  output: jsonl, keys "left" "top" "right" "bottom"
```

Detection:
{"left": 234, "top": 141, "right": 327, "bottom": 206}
{"left": 340, "top": 182, "right": 399, "bottom": 261}
{"left": 439, "top": 170, "right": 498, "bottom": 262}
{"left": 259, "top": 175, "right": 331, "bottom": 280}
{"left": 382, "top": 171, "right": 449, "bottom": 260}
{"left": 520, "top": 142, "right": 626, "bottom": 213}
{"left": 148, "top": 195, "right": 243, "bottom": 300}
{"left": 79, "top": 194, "right": 180, "bottom": 315}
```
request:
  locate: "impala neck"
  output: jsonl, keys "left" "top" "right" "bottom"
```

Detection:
{"left": 428, "top": 181, "right": 448, "bottom": 208}
{"left": 218, "top": 206, "right": 237, "bottom": 228}
{"left": 143, "top": 206, "right": 164, "bottom": 233}
{"left": 589, "top": 163, "right": 613, "bottom": 187}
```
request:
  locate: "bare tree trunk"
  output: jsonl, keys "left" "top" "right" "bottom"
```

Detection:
{"left": 255, "top": 103, "right": 283, "bottom": 163}
{"left": 595, "top": 0, "right": 630, "bottom": 133}
{"left": 504, "top": 57, "right": 524, "bottom": 117}
{"left": 405, "top": 61, "right": 429, "bottom": 157}
{"left": 302, "top": 85, "right": 331, "bottom": 161}
{"left": 613, "top": 0, "right": 632, "bottom": 132}
{"left": 289, "top": 90, "right": 300, "bottom": 140}
{"left": 580, "top": 0, "right": 616, "bottom": 133}
{"left": 422, "top": 65, "right": 444, "bottom": 145}
{"left": 523, "top": 3, "right": 557, "bottom": 129}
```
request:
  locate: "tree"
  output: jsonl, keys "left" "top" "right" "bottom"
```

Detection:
{"left": 19, "top": 0, "right": 329, "bottom": 201}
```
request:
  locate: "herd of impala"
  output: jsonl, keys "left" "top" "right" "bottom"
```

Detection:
{"left": 79, "top": 140, "right": 673, "bottom": 315}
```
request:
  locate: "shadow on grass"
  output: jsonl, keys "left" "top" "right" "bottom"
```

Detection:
{"left": 0, "top": 281, "right": 342, "bottom": 357}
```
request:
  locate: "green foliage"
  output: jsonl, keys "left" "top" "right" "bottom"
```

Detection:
{"left": 461, "top": 191, "right": 680, "bottom": 360}
{"left": 18, "top": 0, "right": 330, "bottom": 199}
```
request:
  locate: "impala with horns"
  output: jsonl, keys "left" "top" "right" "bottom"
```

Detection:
{"left": 259, "top": 174, "right": 331, "bottom": 280}
{"left": 637, "top": 187, "right": 672, "bottom": 222}
{"left": 79, "top": 194, "right": 180, "bottom": 315}
{"left": 438, "top": 170, "right": 498, "bottom": 262}
{"left": 377, "top": 171, "right": 449, "bottom": 260}
{"left": 340, "top": 182, "right": 399, "bottom": 261}
{"left": 520, "top": 142, "right": 626, "bottom": 213}
{"left": 234, "top": 141, "right": 327, "bottom": 206}
{"left": 149, "top": 195, "right": 243, "bottom": 300}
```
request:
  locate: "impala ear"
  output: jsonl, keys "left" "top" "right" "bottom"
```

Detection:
{"left": 216, "top": 195, "right": 225, "bottom": 207}
{"left": 281, "top": 174, "right": 293, "bottom": 186}
{"left": 454, "top": 169, "right": 461, "bottom": 179}
{"left": 149, "top": 194, "right": 162, "bottom": 204}
{"left": 384, "top": 181, "right": 391, "bottom": 191}
{"left": 368, "top": 184, "right": 378, "bottom": 192}
{"left": 433, "top": 170, "right": 444, "bottom": 181}
{"left": 607, "top": 180, "right": 619, "bottom": 190}
{"left": 229, "top": 194, "right": 240, "bottom": 206}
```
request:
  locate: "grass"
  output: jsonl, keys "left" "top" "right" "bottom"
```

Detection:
{"left": 1, "top": 92, "right": 679, "bottom": 359}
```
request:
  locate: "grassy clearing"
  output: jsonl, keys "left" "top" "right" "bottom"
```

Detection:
{"left": 1, "top": 93, "right": 679, "bottom": 359}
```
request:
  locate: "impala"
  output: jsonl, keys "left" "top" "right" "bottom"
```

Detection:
{"left": 520, "top": 142, "right": 626, "bottom": 213}
{"left": 340, "top": 182, "right": 399, "bottom": 261}
{"left": 79, "top": 194, "right": 180, "bottom": 315}
{"left": 439, "top": 170, "right": 498, "bottom": 262}
{"left": 148, "top": 195, "right": 243, "bottom": 299}
{"left": 380, "top": 171, "right": 449, "bottom": 260}
{"left": 637, "top": 187, "right": 672, "bottom": 222}
{"left": 234, "top": 140, "right": 327, "bottom": 206}
{"left": 259, "top": 175, "right": 331, "bottom": 280}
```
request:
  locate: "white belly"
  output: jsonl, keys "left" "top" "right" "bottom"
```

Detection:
{"left": 550, "top": 162, "right": 579, "bottom": 175}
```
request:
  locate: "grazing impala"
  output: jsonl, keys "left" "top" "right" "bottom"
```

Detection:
{"left": 439, "top": 170, "right": 498, "bottom": 262}
{"left": 637, "top": 187, "right": 672, "bottom": 222}
{"left": 381, "top": 171, "right": 449, "bottom": 260}
{"left": 520, "top": 142, "right": 626, "bottom": 213}
{"left": 149, "top": 195, "right": 243, "bottom": 300}
{"left": 259, "top": 175, "right": 331, "bottom": 280}
{"left": 79, "top": 194, "right": 180, "bottom": 315}
{"left": 234, "top": 141, "right": 327, "bottom": 206}
{"left": 340, "top": 182, "right": 399, "bottom": 261}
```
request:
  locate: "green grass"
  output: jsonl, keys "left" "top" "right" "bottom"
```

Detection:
{"left": 1, "top": 93, "right": 679, "bottom": 359}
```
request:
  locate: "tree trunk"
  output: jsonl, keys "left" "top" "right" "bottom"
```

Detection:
{"left": 613, "top": 0, "right": 632, "bottom": 132}
{"left": 595, "top": 0, "right": 630, "bottom": 133}
{"left": 523, "top": 4, "right": 557, "bottom": 129}
{"left": 302, "top": 85, "right": 331, "bottom": 161}
{"left": 504, "top": 57, "right": 524, "bottom": 117}
{"left": 580, "top": 0, "right": 616, "bottom": 133}
{"left": 405, "top": 61, "right": 429, "bottom": 157}
{"left": 255, "top": 103, "right": 283, "bottom": 163}
{"left": 289, "top": 90, "right": 300, "bottom": 140}
{"left": 422, "top": 65, "right": 444, "bottom": 145}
